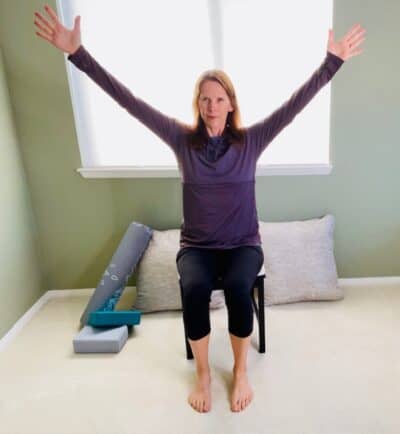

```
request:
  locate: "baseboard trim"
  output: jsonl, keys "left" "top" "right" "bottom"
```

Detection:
{"left": 338, "top": 276, "right": 400, "bottom": 286}
{"left": 0, "top": 286, "right": 135, "bottom": 353}
{"left": 0, "top": 291, "right": 51, "bottom": 352}
{"left": 1, "top": 278, "right": 400, "bottom": 352}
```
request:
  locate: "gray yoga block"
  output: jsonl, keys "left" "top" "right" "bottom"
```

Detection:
{"left": 73, "top": 325, "right": 128, "bottom": 353}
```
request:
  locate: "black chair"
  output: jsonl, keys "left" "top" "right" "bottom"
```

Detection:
{"left": 178, "top": 266, "right": 266, "bottom": 360}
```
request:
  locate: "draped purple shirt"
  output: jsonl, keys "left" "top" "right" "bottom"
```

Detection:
{"left": 67, "top": 45, "right": 344, "bottom": 249}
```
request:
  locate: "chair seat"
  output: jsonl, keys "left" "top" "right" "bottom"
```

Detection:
{"left": 257, "top": 264, "right": 266, "bottom": 277}
{"left": 177, "top": 264, "right": 265, "bottom": 280}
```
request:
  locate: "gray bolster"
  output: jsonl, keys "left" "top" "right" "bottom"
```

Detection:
{"left": 80, "top": 222, "right": 153, "bottom": 326}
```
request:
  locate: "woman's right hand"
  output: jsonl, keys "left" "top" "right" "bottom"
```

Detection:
{"left": 34, "top": 4, "right": 81, "bottom": 55}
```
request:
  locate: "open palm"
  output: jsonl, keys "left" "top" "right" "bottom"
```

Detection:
{"left": 327, "top": 23, "right": 366, "bottom": 61}
{"left": 34, "top": 4, "right": 81, "bottom": 55}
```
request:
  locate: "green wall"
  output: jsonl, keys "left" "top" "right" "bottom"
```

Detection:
{"left": 0, "top": 0, "right": 399, "bottom": 338}
{"left": 0, "top": 46, "right": 44, "bottom": 338}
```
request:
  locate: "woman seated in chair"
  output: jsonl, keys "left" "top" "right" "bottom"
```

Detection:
{"left": 34, "top": 5, "right": 365, "bottom": 413}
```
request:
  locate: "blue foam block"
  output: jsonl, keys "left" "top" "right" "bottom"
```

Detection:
{"left": 88, "top": 310, "right": 141, "bottom": 327}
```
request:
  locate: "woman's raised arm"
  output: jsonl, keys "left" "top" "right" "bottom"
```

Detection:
{"left": 247, "top": 24, "right": 366, "bottom": 158}
{"left": 34, "top": 4, "right": 184, "bottom": 155}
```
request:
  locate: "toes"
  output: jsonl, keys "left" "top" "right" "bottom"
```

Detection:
{"left": 189, "top": 394, "right": 211, "bottom": 413}
{"left": 193, "top": 398, "right": 206, "bottom": 413}
{"left": 202, "top": 399, "right": 210, "bottom": 413}
{"left": 231, "top": 397, "right": 251, "bottom": 412}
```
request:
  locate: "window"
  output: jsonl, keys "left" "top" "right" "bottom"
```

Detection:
{"left": 60, "top": 0, "right": 333, "bottom": 178}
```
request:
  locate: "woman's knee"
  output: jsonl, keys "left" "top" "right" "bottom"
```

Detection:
{"left": 223, "top": 276, "right": 254, "bottom": 298}
{"left": 181, "top": 277, "right": 213, "bottom": 305}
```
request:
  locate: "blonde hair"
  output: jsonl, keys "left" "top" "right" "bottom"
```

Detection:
{"left": 185, "top": 69, "right": 245, "bottom": 149}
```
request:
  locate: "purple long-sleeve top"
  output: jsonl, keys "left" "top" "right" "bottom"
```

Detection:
{"left": 67, "top": 45, "right": 344, "bottom": 249}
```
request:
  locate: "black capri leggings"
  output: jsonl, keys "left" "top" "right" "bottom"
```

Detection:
{"left": 176, "top": 245, "right": 264, "bottom": 341}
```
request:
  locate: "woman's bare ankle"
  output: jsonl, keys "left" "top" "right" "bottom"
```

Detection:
{"left": 232, "top": 366, "right": 248, "bottom": 378}
{"left": 196, "top": 368, "right": 211, "bottom": 382}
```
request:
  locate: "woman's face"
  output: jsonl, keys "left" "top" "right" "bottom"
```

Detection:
{"left": 198, "top": 80, "right": 234, "bottom": 133}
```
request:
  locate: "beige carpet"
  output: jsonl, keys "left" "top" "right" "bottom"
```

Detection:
{"left": 0, "top": 279, "right": 399, "bottom": 434}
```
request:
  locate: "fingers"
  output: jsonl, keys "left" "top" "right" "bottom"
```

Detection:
{"left": 34, "top": 18, "right": 53, "bottom": 38}
{"left": 34, "top": 11, "right": 55, "bottom": 33}
{"left": 339, "top": 23, "right": 366, "bottom": 60}
{"left": 348, "top": 28, "right": 366, "bottom": 45}
{"left": 345, "top": 26, "right": 366, "bottom": 42}
{"left": 347, "top": 26, "right": 366, "bottom": 57}
{"left": 349, "top": 35, "right": 365, "bottom": 51}
{"left": 345, "top": 23, "right": 366, "bottom": 43}
{"left": 34, "top": 4, "right": 62, "bottom": 43}
{"left": 345, "top": 23, "right": 362, "bottom": 39}
{"left": 43, "top": 4, "right": 59, "bottom": 24}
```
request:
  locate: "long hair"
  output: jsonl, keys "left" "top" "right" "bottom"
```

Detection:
{"left": 185, "top": 69, "right": 246, "bottom": 150}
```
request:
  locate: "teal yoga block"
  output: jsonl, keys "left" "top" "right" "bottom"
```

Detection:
{"left": 88, "top": 310, "right": 141, "bottom": 327}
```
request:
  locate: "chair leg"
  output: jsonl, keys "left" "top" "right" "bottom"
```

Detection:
{"left": 250, "top": 276, "right": 266, "bottom": 354}
{"left": 179, "top": 279, "right": 193, "bottom": 360}
{"left": 257, "top": 277, "right": 266, "bottom": 353}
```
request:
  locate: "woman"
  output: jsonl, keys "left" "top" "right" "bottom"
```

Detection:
{"left": 34, "top": 5, "right": 366, "bottom": 413}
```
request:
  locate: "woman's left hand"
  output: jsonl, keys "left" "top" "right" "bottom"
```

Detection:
{"left": 327, "top": 23, "right": 366, "bottom": 61}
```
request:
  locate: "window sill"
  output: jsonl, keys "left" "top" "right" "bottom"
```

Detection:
{"left": 76, "top": 164, "right": 333, "bottom": 178}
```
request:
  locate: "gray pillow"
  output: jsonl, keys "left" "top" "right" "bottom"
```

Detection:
{"left": 134, "top": 229, "right": 225, "bottom": 313}
{"left": 258, "top": 214, "right": 343, "bottom": 305}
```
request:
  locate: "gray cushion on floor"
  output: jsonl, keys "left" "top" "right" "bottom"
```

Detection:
{"left": 73, "top": 325, "right": 128, "bottom": 353}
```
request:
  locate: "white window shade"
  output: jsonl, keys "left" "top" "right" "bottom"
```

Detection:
{"left": 60, "top": 0, "right": 333, "bottom": 177}
{"left": 221, "top": 0, "right": 333, "bottom": 165}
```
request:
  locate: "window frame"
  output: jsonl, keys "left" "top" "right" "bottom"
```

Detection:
{"left": 60, "top": 0, "right": 335, "bottom": 179}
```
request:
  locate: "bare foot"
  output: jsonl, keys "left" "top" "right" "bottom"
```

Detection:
{"left": 188, "top": 371, "right": 212, "bottom": 413}
{"left": 230, "top": 371, "right": 253, "bottom": 412}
